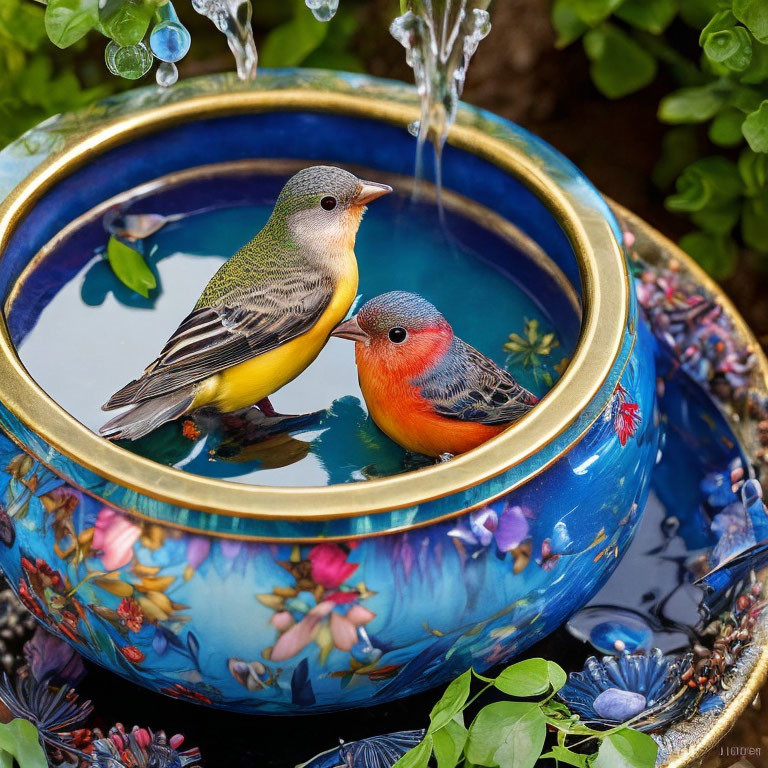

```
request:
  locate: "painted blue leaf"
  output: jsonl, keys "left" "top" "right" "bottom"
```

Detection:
{"left": 152, "top": 629, "right": 168, "bottom": 655}
{"left": 187, "top": 631, "right": 201, "bottom": 668}
{"left": 291, "top": 659, "right": 315, "bottom": 707}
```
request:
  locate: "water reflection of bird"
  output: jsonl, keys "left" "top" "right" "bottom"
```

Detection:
{"left": 332, "top": 291, "right": 537, "bottom": 458}
{"left": 100, "top": 166, "right": 391, "bottom": 440}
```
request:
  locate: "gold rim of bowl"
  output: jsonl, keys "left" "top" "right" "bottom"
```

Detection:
{"left": 0, "top": 88, "right": 629, "bottom": 520}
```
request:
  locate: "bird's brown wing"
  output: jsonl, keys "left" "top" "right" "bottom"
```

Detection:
{"left": 103, "top": 270, "right": 335, "bottom": 410}
{"left": 415, "top": 338, "right": 538, "bottom": 425}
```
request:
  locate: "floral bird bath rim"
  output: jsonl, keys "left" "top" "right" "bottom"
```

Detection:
{"left": 0, "top": 71, "right": 656, "bottom": 713}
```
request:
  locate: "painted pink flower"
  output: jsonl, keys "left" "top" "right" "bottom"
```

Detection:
{"left": 308, "top": 544, "right": 358, "bottom": 589}
{"left": 92, "top": 508, "right": 141, "bottom": 571}
{"left": 270, "top": 601, "right": 335, "bottom": 661}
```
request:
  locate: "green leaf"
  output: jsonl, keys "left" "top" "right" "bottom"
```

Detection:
{"left": 100, "top": 0, "right": 155, "bottom": 47}
{"left": 740, "top": 40, "right": 768, "bottom": 83}
{"left": 552, "top": 0, "right": 589, "bottom": 47}
{"left": 583, "top": 24, "right": 657, "bottom": 98}
{"left": 45, "top": 0, "right": 98, "bottom": 48}
{"left": 690, "top": 200, "right": 740, "bottom": 233}
{"left": 0, "top": 748, "right": 12, "bottom": 768}
{"left": 547, "top": 661, "right": 568, "bottom": 693}
{"left": 734, "top": 0, "right": 768, "bottom": 43}
{"left": 570, "top": 0, "right": 625, "bottom": 27}
{"left": 665, "top": 156, "right": 743, "bottom": 212}
{"left": 709, "top": 107, "right": 746, "bottom": 146}
{"left": 392, "top": 736, "right": 432, "bottom": 768}
{"left": 615, "top": 0, "right": 677, "bottom": 34}
{"left": 541, "top": 745, "right": 588, "bottom": 767}
{"left": 592, "top": 728, "right": 658, "bottom": 768}
{"left": 742, "top": 193, "right": 768, "bottom": 251}
{"left": 703, "top": 27, "right": 753, "bottom": 71}
{"left": 658, "top": 80, "right": 731, "bottom": 123}
{"left": 738, "top": 146, "right": 768, "bottom": 193}
{"left": 428, "top": 669, "right": 472, "bottom": 733}
{"left": 743, "top": 100, "right": 768, "bottom": 152}
{"left": 699, "top": 10, "right": 737, "bottom": 47}
{"left": 679, "top": 230, "right": 738, "bottom": 278}
{"left": 466, "top": 702, "right": 546, "bottom": 768}
{"left": 0, "top": 720, "right": 48, "bottom": 768}
{"left": 106, "top": 236, "right": 157, "bottom": 297}
{"left": 495, "top": 658, "right": 550, "bottom": 697}
{"left": 653, "top": 126, "right": 701, "bottom": 188}
{"left": 261, "top": 0, "right": 329, "bottom": 67}
{"left": 432, "top": 717, "right": 467, "bottom": 768}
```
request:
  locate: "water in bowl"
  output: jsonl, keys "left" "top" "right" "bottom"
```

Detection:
{"left": 7, "top": 165, "right": 580, "bottom": 487}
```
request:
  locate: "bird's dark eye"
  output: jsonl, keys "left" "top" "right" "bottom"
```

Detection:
{"left": 388, "top": 327, "right": 408, "bottom": 344}
{"left": 321, "top": 196, "right": 337, "bottom": 211}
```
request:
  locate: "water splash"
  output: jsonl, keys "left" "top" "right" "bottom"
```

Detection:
{"left": 391, "top": 0, "right": 491, "bottom": 183}
{"left": 192, "top": 0, "right": 257, "bottom": 80}
{"left": 305, "top": 0, "right": 340, "bottom": 22}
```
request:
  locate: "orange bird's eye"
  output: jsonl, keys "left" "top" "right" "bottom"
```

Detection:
{"left": 321, "top": 196, "right": 337, "bottom": 211}
{"left": 388, "top": 327, "right": 408, "bottom": 344}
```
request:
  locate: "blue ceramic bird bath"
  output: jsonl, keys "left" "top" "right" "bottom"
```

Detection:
{"left": 0, "top": 71, "right": 659, "bottom": 712}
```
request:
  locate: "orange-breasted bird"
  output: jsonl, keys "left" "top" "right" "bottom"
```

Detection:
{"left": 100, "top": 166, "right": 391, "bottom": 440}
{"left": 331, "top": 291, "right": 538, "bottom": 458}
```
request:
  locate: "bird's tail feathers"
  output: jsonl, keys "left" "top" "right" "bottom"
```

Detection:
{"left": 99, "top": 388, "right": 196, "bottom": 441}
{"left": 102, "top": 378, "right": 143, "bottom": 411}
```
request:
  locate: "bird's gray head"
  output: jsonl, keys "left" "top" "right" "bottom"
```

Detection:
{"left": 273, "top": 166, "right": 392, "bottom": 255}
{"left": 332, "top": 290, "right": 453, "bottom": 354}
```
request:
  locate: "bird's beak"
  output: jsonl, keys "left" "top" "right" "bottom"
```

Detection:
{"left": 332, "top": 315, "right": 370, "bottom": 343}
{"left": 353, "top": 180, "right": 393, "bottom": 206}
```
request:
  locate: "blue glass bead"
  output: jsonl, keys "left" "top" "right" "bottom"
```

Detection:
{"left": 589, "top": 619, "right": 653, "bottom": 655}
{"left": 150, "top": 3, "right": 191, "bottom": 63}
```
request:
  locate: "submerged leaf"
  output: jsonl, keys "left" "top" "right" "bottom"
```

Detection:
{"left": 106, "top": 236, "right": 156, "bottom": 298}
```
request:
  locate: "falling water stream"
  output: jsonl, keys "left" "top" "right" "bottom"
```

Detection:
{"left": 187, "top": 0, "right": 491, "bottom": 193}
{"left": 390, "top": 0, "right": 492, "bottom": 189}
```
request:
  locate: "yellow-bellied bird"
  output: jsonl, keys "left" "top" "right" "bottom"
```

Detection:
{"left": 100, "top": 166, "right": 391, "bottom": 440}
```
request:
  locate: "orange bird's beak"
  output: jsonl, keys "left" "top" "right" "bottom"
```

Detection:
{"left": 332, "top": 315, "right": 370, "bottom": 343}
{"left": 352, "top": 180, "right": 392, "bottom": 206}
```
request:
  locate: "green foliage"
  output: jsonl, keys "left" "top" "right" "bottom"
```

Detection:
{"left": 0, "top": 0, "right": 115, "bottom": 148}
{"left": 0, "top": 719, "right": 48, "bottom": 768}
{"left": 552, "top": 0, "right": 768, "bottom": 278}
{"left": 392, "top": 661, "right": 658, "bottom": 768}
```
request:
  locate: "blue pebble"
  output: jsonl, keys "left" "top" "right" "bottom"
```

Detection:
{"left": 589, "top": 620, "right": 653, "bottom": 655}
{"left": 593, "top": 688, "right": 647, "bottom": 721}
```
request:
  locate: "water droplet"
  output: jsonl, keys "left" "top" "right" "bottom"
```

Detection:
{"left": 305, "top": 0, "right": 339, "bottom": 21}
{"left": 593, "top": 688, "right": 647, "bottom": 721}
{"left": 192, "top": 0, "right": 257, "bottom": 80}
{"left": 105, "top": 40, "right": 153, "bottom": 80}
{"left": 407, "top": 120, "right": 420, "bottom": 137}
{"left": 589, "top": 620, "right": 653, "bottom": 655}
{"left": 150, "top": 3, "right": 191, "bottom": 63}
{"left": 156, "top": 61, "right": 178, "bottom": 88}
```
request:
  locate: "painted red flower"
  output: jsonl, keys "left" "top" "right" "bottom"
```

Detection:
{"left": 117, "top": 598, "right": 144, "bottom": 633}
{"left": 118, "top": 645, "right": 145, "bottom": 664}
{"left": 308, "top": 544, "right": 358, "bottom": 589}
{"left": 161, "top": 683, "right": 213, "bottom": 704}
{"left": 613, "top": 384, "right": 641, "bottom": 447}
{"left": 17, "top": 579, "right": 44, "bottom": 619}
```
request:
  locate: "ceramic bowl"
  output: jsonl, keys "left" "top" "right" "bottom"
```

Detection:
{"left": 0, "top": 71, "right": 658, "bottom": 712}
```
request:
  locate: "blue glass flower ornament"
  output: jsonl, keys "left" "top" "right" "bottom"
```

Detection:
{"left": 558, "top": 649, "right": 688, "bottom": 731}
